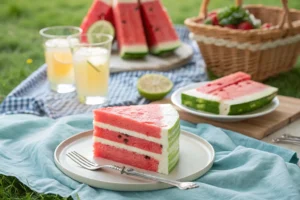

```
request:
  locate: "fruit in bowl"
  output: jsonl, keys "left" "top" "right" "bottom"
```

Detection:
{"left": 203, "top": 6, "right": 265, "bottom": 30}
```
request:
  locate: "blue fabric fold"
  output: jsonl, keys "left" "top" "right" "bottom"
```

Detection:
{"left": 0, "top": 114, "right": 299, "bottom": 200}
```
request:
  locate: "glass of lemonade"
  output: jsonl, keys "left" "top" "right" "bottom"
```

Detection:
{"left": 69, "top": 33, "right": 113, "bottom": 105}
{"left": 40, "top": 26, "right": 82, "bottom": 93}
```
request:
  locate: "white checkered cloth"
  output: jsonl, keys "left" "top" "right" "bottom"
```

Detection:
{"left": 0, "top": 26, "right": 207, "bottom": 119}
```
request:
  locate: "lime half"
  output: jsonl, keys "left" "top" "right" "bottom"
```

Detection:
{"left": 87, "top": 20, "right": 115, "bottom": 43}
{"left": 137, "top": 74, "right": 173, "bottom": 101}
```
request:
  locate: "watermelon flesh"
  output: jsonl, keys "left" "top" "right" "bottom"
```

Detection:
{"left": 181, "top": 72, "right": 278, "bottom": 115}
{"left": 80, "top": 0, "right": 114, "bottom": 36}
{"left": 140, "top": 0, "right": 181, "bottom": 55}
{"left": 93, "top": 104, "right": 180, "bottom": 174}
{"left": 113, "top": 0, "right": 148, "bottom": 59}
{"left": 197, "top": 72, "right": 251, "bottom": 94}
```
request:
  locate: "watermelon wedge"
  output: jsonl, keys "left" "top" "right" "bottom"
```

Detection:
{"left": 181, "top": 72, "right": 278, "bottom": 115}
{"left": 93, "top": 104, "right": 180, "bottom": 174}
{"left": 113, "top": 0, "right": 148, "bottom": 59}
{"left": 140, "top": 0, "right": 181, "bottom": 55}
{"left": 80, "top": 0, "right": 114, "bottom": 35}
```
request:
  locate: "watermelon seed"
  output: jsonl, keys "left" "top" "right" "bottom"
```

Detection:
{"left": 144, "top": 156, "right": 151, "bottom": 160}
{"left": 160, "top": 144, "right": 163, "bottom": 148}
{"left": 122, "top": 20, "right": 126, "bottom": 24}
{"left": 155, "top": 27, "right": 160, "bottom": 32}
{"left": 149, "top": 7, "right": 153, "bottom": 11}
{"left": 99, "top": 13, "right": 105, "bottom": 19}
{"left": 135, "top": 6, "right": 139, "bottom": 11}
{"left": 118, "top": 135, "right": 122, "bottom": 139}
{"left": 123, "top": 138, "right": 128, "bottom": 144}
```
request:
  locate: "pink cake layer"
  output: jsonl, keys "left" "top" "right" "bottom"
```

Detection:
{"left": 94, "top": 126, "right": 162, "bottom": 154}
{"left": 94, "top": 142, "right": 159, "bottom": 172}
{"left": 94, "top": 105, "right": 163, "bottom": 138}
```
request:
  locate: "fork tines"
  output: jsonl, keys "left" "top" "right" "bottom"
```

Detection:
{"left": 66, "top": 151, "right": 97, "bottom": 169}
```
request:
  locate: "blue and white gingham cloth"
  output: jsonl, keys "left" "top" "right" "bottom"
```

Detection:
{"left": 0, "top": 26, "right": 207, "bottom": 118}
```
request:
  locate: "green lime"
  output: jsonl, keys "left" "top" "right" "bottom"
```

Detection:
{"left": 87, "top": 20, "right": 115, "bottom": 43}
{"left": 137, "top": 74, "right": 173, "bottom": 101}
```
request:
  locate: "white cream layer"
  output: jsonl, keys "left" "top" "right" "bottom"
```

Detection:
{"left": 150, "top": 40, "right": 181, "bottom": 54}
{"left": 94, "top": 136, "right": 179, "bottom": 174}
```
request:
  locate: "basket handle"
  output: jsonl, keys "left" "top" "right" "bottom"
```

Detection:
{"left": 199, "top": 0, "right": 243, "bottom": 18}
{"left": 279, "top": 0, "right": 293, "bottom": 29}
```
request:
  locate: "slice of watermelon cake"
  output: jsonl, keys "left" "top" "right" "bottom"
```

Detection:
{"left": 93, "top": 104, "right": 180, "bottom": 174}
{"left": 181, "top": 72, "right": 278, "bottom": 115}
{"left": 113, "top": 0, "right": 148, "bottom": 59}
{"left": 80, "top": 0, "right": 114, "bottom": 35}
{"left": 140, "top": 0, "right": 181, "bottom": 55}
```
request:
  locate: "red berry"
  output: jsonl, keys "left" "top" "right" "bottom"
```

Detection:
{"left": 224, "top": 24, "right": 236, "bottom": 29}
{"left": 262, "top": 23, "right": 272, "bottom": 29}
{"left": 211, "top": 15, "right": 219, "bottom": 26}
{"left": 237, "top": 22, "right": 253, "bottom": 30}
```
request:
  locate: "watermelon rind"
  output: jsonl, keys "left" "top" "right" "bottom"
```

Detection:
{"left": 150, "top": 41, "right": 181, "bottom": 56}
{"left": 227, "top": 92, "right": 277, "bottom": 115}
{"left": 181, "top": 93, "right": 220, "bottom": 114}
{"left": 181, "top": 88, "right": 278, "bottom": 115}
{"left": 121, "top": 52, "right": 148, "bottom": 59}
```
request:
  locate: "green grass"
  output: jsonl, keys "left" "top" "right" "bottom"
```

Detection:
{"left": 0, "top": 0, "right": 299, "bottom": 199}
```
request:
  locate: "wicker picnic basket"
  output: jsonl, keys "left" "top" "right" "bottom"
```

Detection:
{"left": 185, "top": 0, "right": 300, "bottom": 81}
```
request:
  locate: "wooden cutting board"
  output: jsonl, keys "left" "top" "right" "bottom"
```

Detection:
{"left": 152, "top": 96, "right": 300, "bottom": 140}
{"left": 109, "top": 43, "right": 193, "bottom": 73}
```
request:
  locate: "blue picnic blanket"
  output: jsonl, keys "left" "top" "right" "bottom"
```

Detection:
{"left": 0, "top": 26, "right": 207, "bottom": 118}
{"left": 0, "top": 114, "right": 299, "bottom": 200}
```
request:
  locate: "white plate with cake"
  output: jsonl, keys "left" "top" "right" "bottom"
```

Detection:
{"left": 171, "top": 72, "right": 279, "bottom": 122}
{"left": 54, "top": 104, "right": 214, "bottom": 191}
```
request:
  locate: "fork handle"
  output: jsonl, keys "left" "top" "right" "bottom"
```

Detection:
{"left": 121, "top": 167, "right": 182, "bottom": 189}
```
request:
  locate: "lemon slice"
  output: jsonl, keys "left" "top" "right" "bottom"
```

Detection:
{"left": 137, "top": 74, "right": 173, "bottom": 101}
{"left": 87, "top": 20, "right": 115, "bottom": 43}
{"left": 53, "top": 51, "right": 72, "bottom": 64}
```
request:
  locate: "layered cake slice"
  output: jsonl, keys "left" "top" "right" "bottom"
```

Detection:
{"left": 93, "top": 104, "right": 180, "bottom": 174}
{"left": 181, "top": 72, "right": 278, "bottom": 115}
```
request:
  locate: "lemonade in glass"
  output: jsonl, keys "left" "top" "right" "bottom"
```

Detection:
{"left": 40, "top": 26, "right": 82, "bottom": 93}
{"left": 70, "top": 33, "right": 113, "bottom": 105}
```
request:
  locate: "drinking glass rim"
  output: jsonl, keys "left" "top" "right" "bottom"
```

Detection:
{"left": 39, "top": 26, "right": 82, "bottom": 38}
{"left": 69, "top": 33, "right": 114, "bottom": 47}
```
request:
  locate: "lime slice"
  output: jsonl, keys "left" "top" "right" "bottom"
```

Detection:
{"left": 87, "top": 20, "right": 115, "bottom": 43}
{"left": 137, "top": 74, "right": 173, "bottom": 101}
{"left": 87, "top": 56, "right": 107, "bottom": 72}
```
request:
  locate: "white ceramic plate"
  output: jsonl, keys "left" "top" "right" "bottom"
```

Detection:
{"left": 171, "top": 82, "right": 280, "bottom": 122}
{"left": 54, "top": 130, "right": 215, "bottom": 191}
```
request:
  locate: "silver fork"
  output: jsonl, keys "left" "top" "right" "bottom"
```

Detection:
{"left": 66, "top": 151, "right": 199, "bottom": 190}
